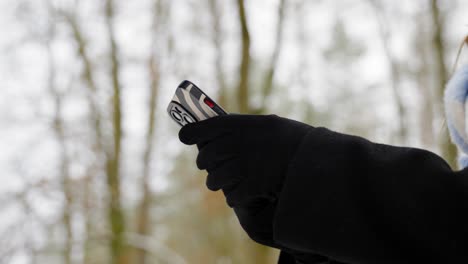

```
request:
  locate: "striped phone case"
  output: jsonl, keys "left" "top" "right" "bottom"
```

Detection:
{"left": 167, "top": 80, "right": 227, "bottom": 127}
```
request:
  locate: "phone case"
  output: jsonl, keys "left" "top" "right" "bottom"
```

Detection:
{"left": 167, "top": 80, "right": 227, "bottom": 126}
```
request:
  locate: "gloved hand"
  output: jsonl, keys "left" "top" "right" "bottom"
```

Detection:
{"left": 179, "top": 114, "right": 313, "bottom": 244}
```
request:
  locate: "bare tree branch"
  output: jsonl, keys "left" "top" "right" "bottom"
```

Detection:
{"left": 259, "top": 0, "right": 287, "bottom": 112}
{"left": 208, "top": 0, "right": 227, "bottom": 107}
{"left": 430, "top": 0, "right": 457, "bottom": 168}
{"left": 61, "top": 5, "right": 105, "bottom": 263}
{"left": 368, "top": 0, "right": 408, "bottom": 144}
{"left": 135, "top": 1, "right": 162, "bottom": 263}
{"left": 236, "top": 0, "right": 251, "bottom": 113}
{"left": 104, "top": 0, "right": 127, "bottom": 263}
{"left": 46, "top": 4, "right": 73, "bottom": 263}
{"left": 126, "top": 232, "right": 187, "bottom": 264}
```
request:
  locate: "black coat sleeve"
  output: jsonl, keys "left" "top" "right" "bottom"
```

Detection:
{"left": 272, "top": 127, "right": 468, "bottom": 263}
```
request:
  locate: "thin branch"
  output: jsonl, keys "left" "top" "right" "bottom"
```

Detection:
{"left": 451, "top": 35, "right": 468, "bottom": 74}
{"left": 61, "top": 8, "right": 105, "bottom": 154}
{"left": 208, "top": 0, "right": 227, "bottom": 106}
{"left": 236, "top": 0, "right": 251, "bottom": 113}
{"left": 104, "top": 0, "right": 127, "bottom": 263}
{"left": 135, "top": 1, "right": 162, "bottom": 263}
{"left": 46, "top": 4, "right": 73, "bottom": 263}
{"left": 430, "top": 0, "right": 457, "bottom": 167}
{"left": 259, "top": 0, "right": 286, "bottom": 112}
{"left": 125, "top": 232, "right": 187, "bottom": 264}
{"left": 368, "top": 0, "right": 408, "bottom": 144}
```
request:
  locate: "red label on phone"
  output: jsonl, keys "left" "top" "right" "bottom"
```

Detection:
{"left": 204, "top": 98, "right": 215, "bottom": 108}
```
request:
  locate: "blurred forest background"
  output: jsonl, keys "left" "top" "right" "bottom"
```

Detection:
{"left": 1, "top": 0, "right": 468, "bottom": 263}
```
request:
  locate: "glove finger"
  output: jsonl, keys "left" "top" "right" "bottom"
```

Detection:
{"left": 179, "top": 115, "right": 234, "bottom": 145}
{"left": 196, "top": 135, "right": 238, "bottom": 170}
{"left": 205, "top": 158, "right": 243, "bottom": 191}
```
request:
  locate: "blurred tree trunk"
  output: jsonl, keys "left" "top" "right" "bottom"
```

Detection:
{"left": 414, "top": 12, "right": 436, "bottom": 149}
{"left": 236, "top": 0, "right": 251, "bottom": 113}
{"left": 208, "top": 0, "right": 227, "bottom": 107}
{"left": 259, "top": 0, "right": 286, "bottom": 112}
{"left": 234, "top": 0, "right": 277, "bottom": 262}
{"left": 64, "top": 9, "right": 103, "bottom": 264}
{"left": 294, "top": 1, "right": 317, "bottom": 124}
{"left": 105, "top": 0, "right": 127, "bottom": 263}
{"left": 208, "top": 1, "right": 274, "bottom": 262}
{"left": 368, "top": 0, "right": 408, "bottom": 144}
{"left": 134, "top": 1, "right": 161, "bottom": 261}
{"left": 46, "top": 13, "right": 73, "bottom": 263}
{"left": 52, "top": 69, "right": 73, "bottom": 264}
{"left": 135, "top": 56, "right": 158, "bottom": 264}
{"left": 430, "top": 0, "right": 457, "bottom": 168}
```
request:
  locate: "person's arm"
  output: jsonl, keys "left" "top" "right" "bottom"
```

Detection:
{"left": 179, "top": 115, "right": 468, "bottom": 263}
{"left": 273, "top": 126, "right": 468, "bottom": 263}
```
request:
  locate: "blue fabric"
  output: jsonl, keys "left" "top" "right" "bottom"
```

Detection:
{"left": 444, "top": 64, "right": 468, "bottom": 168}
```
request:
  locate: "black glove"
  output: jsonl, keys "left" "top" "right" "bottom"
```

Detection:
{"left": 179, "top": 114, "right": 312, "bottom": 206}
{"left": 179, "top": 114, "right": 313, "bottom": 245}
{"left": 278, "top": 250, "right": 335, "bottom": 264}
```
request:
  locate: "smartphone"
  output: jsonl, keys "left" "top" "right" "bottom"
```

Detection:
{"left": 167, "top": 80, "right": 227, "bottom": 127}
